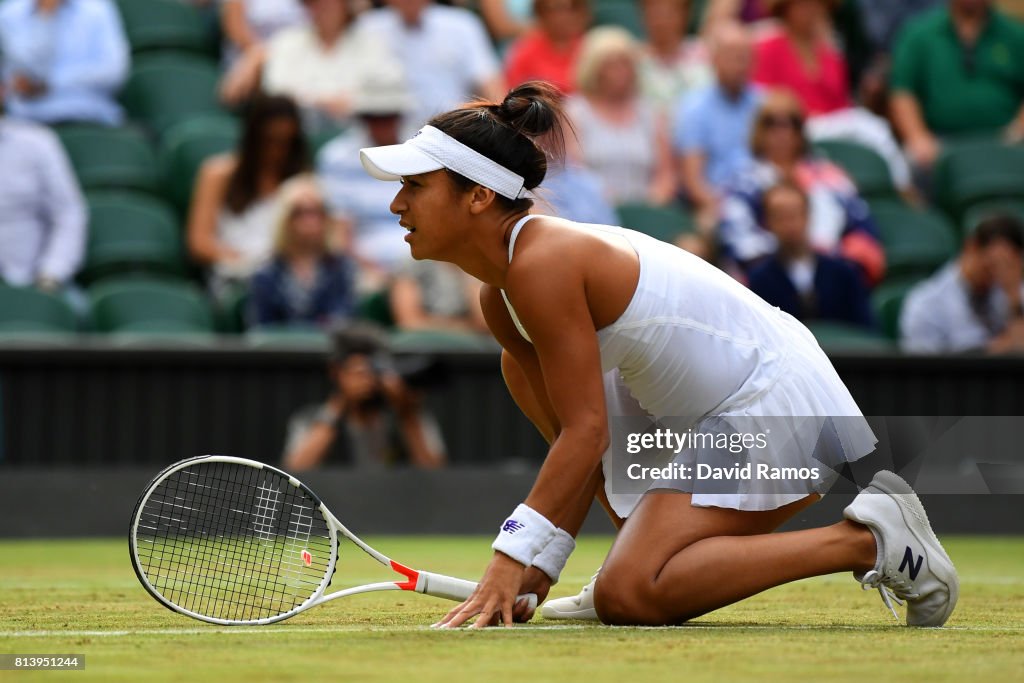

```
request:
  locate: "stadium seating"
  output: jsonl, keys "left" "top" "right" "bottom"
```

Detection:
{"left": 56, "top": 125, "right": 161, "bottom": 196}
{"left": 868, "top": 200, "right": 957, "bottom": 279}
{"left": 871, "top": 278, "right": 921, "bottom": 341}
{"left": 815, "top": 139, "right": 896, "bottom": 199}
{"left": 88, "top": 278, "right": 215, "bottom": 333}
{"left": 80, "top": 192, "right": 185, "bottom": 284}
{"left": 390, "top": 329, "right": 497, "bottom": 352}
{"left": 615, "top": 202, "right": 695, "bottom": 243}
{"left": 933, "top": 141, "right": 1024, "bottom": 221}
{"left": 120, "top": 53, "right": 227, "bottom": 136}
{"left": 592, "top": 0, "right": 644, "bottom": 37}
{"left": 158, "top": 114, "right": 240, "bottom": 215}
{"left": 356, "top": 290, "right": 395, "bottom": 329}
{"left": 805, "top": 321, "right": 893, "bottom": 352}
{"left": 961, "top": 199, "right": 1024, "bottom": 238}
{"left": 0, "top": 285, "right": 77, "bottom": 334}
{"left": 114, "top": 0, "right": 216, "bottom": 56}
{"left": 246, "top": 325, "right": 330, "bottom": 349}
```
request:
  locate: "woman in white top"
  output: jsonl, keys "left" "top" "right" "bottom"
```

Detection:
{"left": 358, "top": 82, "right": 958, "bottom": 628}
{"left": 566, "top": 27, "right": 676, "bottom": 207}
{"left": 187, "top": 95, "right": 310, "bottom": 300}
{"left": 262, "top": 0, "right": 404, "bottom": 134}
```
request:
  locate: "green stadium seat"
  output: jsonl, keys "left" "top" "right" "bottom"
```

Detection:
{"left": 120, "top": 53, "right": 226, "bottom": 135}
{"left": 390, "top": 329, "right": 496, "bottom": 352}
{"left": 114, "top": 0, "right": 215, "bottom": 56}
{"left": 0, "top": 284, "right": 77, "bottom": 333}
{"left": 56, "top": 125, "right": 160, "bottom": 195}
{"left": 88, "top": 278, "right": 215, "bottom": 333}
{"left": 815, "top": 139, "right": 896, "bottom": 199}
{"left": 246, "top": 325, "right": 330, "bottom": 349}
{"left": 159, "top": 115, "right": 240, "bottom": 215}
{"left": 805, "top": 321, "right": 893, "bottom": 352}
{"left": 616, "top": 202, "right": 695, "bottom": 243}
{"left": 961, "top": 199, "right": 1024, "bottom": 238}
{"left": 869, "top": 200, "right": 957, "bottom": 279}
{"left": 933, "top": 141, "right": 1024, "bottom": 220}
{"left": 592, "top": 0, "right": 645, "bottom": 37}
{"left": 81, "top": 192, "right": 185, "bottom": 283}
{"left": 356, "top": 289, "right": 395, "bottom": 329}
{"left": 871, "top": 278, "right": 922, "bottom": 341}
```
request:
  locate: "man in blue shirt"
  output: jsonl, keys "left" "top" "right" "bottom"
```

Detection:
{"left": 672, "top": 22, "right": 762, "bottom": 232}
{"left": 0, "top": 0, "right": 130, "bottom": 126}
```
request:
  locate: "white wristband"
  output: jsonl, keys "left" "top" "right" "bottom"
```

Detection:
{"left": 491, "top": 503, "right": 557, "bottom": 567}
{"left": 531, "top": 527, "right": 576, "bottom": 584}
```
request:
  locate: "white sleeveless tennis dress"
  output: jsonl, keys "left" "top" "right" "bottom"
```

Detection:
{"left": 501, "top": 215, "right": 876, "bottom": 515}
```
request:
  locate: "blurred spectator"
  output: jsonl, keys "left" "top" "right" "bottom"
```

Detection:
{"left": 248, "top": 174, "right": 356, "bottom": 328}
{"left": 0, "top": 76, "right": 86, "bottom": 293}
{"left": 857, "top": 0, "right": 943, "bottom": 52}
{"left": 187, "top": 95, "right": 310, "bottom": 301}
{"left": 262, "top": 0, "right": 404, "bottom": 134}
{"left": 566, "top": 27, "right": 676, "bottom": 206}
{"left": 283, "top": 324, "right": 447, "bottom": 470}
{"left": 219, "top": 0, "right": 307, "bottom": 105}
{"left": 902, "top": 214, "right": 1024, "bottom": 354}
{"left": 704, "top": 0, "right": 773, "bottom": 26}
{"left": 719, "top": 91, "right": 885, "bottom": 284}
{"left": 673, "top": 21, "right": 760, "bottom": 229}
{"left": 479, "top": 0, "right": 533, "bottom": 45}
{"left": 503, "top": 0, "right": 590, "bottom": 94}
{"left": 639, "top": 0, "right": 713, "bottom": 113}
{"left": 0, "top": 0, "right": 129, "bottom": 126}
{"left": 357, "top": 0, "right": 505, "bottom": 136}
{"left": 748, "top": 181, "right": 875, "bottom": 328}
{"left": 753, "top": 0, "right": 912, "bottom": 194}
{"left": 390, "top": 259, "right": 488, "bottom": 333}
{"left": 536, "top": 160, "right": 619, "bottom": 225}
{"left": 890, "top": 0, "right": 1024, "bottom": 171}
{"left": 317, "top": 66, "right": 414, "bottom": 283}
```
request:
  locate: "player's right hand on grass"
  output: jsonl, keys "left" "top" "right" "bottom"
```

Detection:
{"left": 513, "top": 567, "right": 552, "bottom": 623}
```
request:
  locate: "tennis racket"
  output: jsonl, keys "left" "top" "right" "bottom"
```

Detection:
{"left": 129, "top": 455, "right": 536, "bottom": 625}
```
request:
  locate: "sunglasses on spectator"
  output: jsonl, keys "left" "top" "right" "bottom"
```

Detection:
{"left": 291, "top": 203, "right": 326, "bottom": 218}
{"left": 761, "top": 113, "right": 803, "bottom": 129}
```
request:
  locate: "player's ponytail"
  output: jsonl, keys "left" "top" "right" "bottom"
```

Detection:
{"left": 428, "top": 81, "right": 569, "bottom": 209}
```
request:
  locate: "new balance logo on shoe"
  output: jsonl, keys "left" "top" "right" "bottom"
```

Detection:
{"left": 502, "top": 519, "right": 524, "bottom": 534}
{"left": 900, "top": 546, "right": 924, "bottom": 580}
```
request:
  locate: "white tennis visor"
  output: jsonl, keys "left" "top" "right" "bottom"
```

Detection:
{"left": 359, "top": 125, "right": 527, "bottom": 200}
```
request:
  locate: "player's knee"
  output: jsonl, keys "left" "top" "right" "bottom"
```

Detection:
{"left": 593, "top": 566, "right": 666, "bottom": 626}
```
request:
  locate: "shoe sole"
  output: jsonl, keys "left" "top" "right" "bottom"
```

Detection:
{"left": 868, "top": 470, "right": 960, "bottom": 626}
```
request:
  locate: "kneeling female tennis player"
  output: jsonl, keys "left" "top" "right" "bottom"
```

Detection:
{"left": 359, "top": 82, "right": 958, "bottom": 628}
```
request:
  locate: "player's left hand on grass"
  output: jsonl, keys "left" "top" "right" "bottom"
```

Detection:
{"left": 512, "top": 567, "right": 552, "bottom": 623}
{"left": 433, "top": 551, "right": 526, "bottom": 629}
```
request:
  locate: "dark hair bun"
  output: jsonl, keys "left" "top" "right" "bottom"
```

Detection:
{"left": 496, "top": 81, "right": 563, "bottom": 139}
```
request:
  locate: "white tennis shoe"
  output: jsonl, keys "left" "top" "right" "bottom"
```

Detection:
{"left": 843, "top": 470, "right": 959, "bottom": 627}
{"left": 540, "top": 571, "right": 600, "bottom": 621}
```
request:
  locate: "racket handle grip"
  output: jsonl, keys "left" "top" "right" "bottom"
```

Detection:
{"left": 418, "top": 571, "right": 539, "bottom": 611}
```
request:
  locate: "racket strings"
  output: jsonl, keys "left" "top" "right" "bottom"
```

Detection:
{"left": 134, "top": 462, "right": 334, "bottom": 622}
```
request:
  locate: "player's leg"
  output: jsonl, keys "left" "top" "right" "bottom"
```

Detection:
{"left": 595, "top": 472, "right": 958, "bottom": 626}
{"left": 594, "top": 490, "right": 866, "bottom": 624}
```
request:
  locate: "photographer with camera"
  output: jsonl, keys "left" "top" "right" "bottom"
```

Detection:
{"left": 282, "top": 324, "right": 447, "bottom": 470}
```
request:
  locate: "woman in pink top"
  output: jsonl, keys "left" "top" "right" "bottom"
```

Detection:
{"left": 504, "top": 0, "right": 591, "bottom": 94}
{"left": 752, "top": 0, "right": 913, "bottom": 195}
{"left": 753, "top": 0, "right": 848, "bottom": 116}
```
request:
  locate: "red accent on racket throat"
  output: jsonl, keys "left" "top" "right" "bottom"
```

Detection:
{"left": 390, "top": 560, "right": 419, "bottom": 590}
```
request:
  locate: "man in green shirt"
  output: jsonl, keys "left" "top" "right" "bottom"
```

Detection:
{"left": 890, "top": 0, "right": 1024, "bottom": 169}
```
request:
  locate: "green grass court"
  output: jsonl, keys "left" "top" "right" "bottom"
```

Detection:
{"left": 1, "top": 536, "right": 1021, "bottom": 682}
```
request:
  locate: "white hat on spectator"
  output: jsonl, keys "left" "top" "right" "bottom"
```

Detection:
{"left": 352, "top": 65, "right": 415, "bottom": 117}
